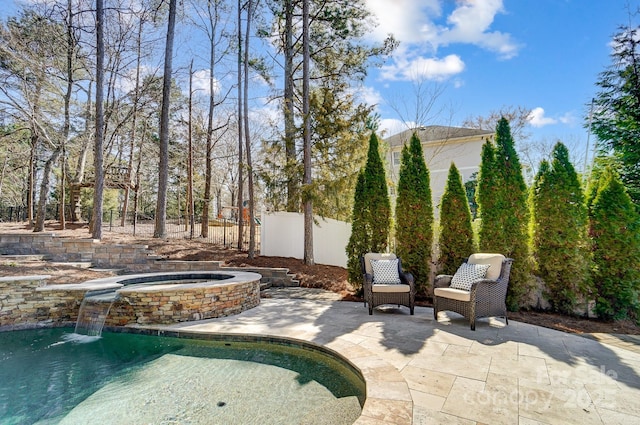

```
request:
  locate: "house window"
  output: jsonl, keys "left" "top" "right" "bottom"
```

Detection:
{"left": 392, "top": 151, "right": 401, "bottom": 166}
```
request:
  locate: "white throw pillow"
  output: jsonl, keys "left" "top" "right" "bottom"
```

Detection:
{"left": 370, "top": 259, "right": 401, "bottom": 284}
{"left": 450, "top": 263, "right": 491, "bottom": 291}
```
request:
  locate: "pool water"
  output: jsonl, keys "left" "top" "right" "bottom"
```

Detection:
{"left": 0, "top": 329, "right": 364, "bottom": 424}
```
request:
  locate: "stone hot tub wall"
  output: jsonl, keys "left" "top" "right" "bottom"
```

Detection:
{"left": 106, "top": 276, "right": 261, "bottom": 326}
{"left": 1, "top": 272, "right": 261, "bottom": 330}
{"left": 0, "top": 275, "right": 92, "bottom": 329}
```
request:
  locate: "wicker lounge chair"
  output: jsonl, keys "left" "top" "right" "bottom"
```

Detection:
{"left": 361, "top": 253, "right": 415, "bottom": 315}
{"left": 433, "top": 253, "right": 513, "bottom": 330}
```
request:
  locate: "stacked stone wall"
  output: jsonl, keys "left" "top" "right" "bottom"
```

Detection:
{"left": 0, "top": 276, "right": 88, "bottom": 329}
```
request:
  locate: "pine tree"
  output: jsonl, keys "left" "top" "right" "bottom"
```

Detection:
{"left": 589, "top": 167, "right": 640, "bottom": 321}
{"left": 477, "top": 118, "right": 530, "bottom": 310}
{"left": 395, "top": 133, "right": 433, "bottom": 296}
{"left": 591, "top": 24, "right": 640, "bottom": 207}
{"left": 345, "top": 132, "right": 390, "bottom": 293}
{"left": 438, "top": 163, "right": 474, "bottom": 275}
{"left": 531, "top": 142, "right": 589, "bottom": 314}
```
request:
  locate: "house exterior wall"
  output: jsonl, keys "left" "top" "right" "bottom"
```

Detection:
{"left": 383, "top": 127, "right": 494, "bottom": 215}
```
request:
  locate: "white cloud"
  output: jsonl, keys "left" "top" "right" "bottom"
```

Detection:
{"left": 365, "top": 0, "right": 520, "bottom": 61}
{"left": 378, "top": 118, "right": 417, "bottom": 138}
{"left": 115, "top": 65, "right": 157, "bottom": 94}
{"left": 365, "top": 0, "right": 441, "bottom": 44}
{"left": 438, "top": 0, "right": 520, "bottom": 59}
{"left": 381, "top": 53, "right": 465, "bottom": 82}
{"left": 559, "top": 112, "right": 576, "bottom": 125}
{"left": 351, "top": 86, "right": 383, "bottom": 108}
{"left": 527, "top": 107, "right": 557, "bottom": 128}
{"left": 192, "top": 69, "right": 220, "bottom": 96}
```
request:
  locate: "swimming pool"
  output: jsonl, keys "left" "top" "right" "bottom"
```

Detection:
{"left": 0, "top": 328, "right": 365, "bottom": 424}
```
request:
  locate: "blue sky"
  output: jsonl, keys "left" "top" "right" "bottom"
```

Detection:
{"left": 363, "top": 0, "right": 636, "bottom": 166}
{"left": 1, "top": 0, "right": 636, "bottom": 170}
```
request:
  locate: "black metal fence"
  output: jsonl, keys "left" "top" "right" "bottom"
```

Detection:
{"left": 0, "top": 205, "right": 260, "bottom": 251}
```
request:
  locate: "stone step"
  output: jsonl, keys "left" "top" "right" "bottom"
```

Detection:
{"left": 50, "top": 261, "right": 93, "bottom": 269}
{"left": 1, "top": 254, "right": 47, "bottom": 262}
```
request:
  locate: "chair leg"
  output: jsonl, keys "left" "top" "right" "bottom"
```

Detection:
{"left": 410, "top": 306, "right": 414, "bottom": 315}
{"left": 470, "top": 318, "right": 476, "bottom": 331}
{"left": 368, "top": 305, "right": 373, "bottom": 315}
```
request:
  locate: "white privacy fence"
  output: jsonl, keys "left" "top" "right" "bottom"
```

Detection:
{"left": 260, "top": 211, "right": 350, "bottom": 268}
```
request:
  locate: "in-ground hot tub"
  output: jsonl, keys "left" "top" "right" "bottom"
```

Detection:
{"left": 43, "top": 271, "right": 262, "bottom": 327}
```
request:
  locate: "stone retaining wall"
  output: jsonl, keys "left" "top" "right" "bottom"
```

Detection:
{"left": 0, "top": 233, "right": 299, "bottom": 287}
{"left": 0, "top": 275, "right": 88, "bottom": 329}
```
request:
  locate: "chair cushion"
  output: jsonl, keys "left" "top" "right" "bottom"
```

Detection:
{"left": 468, "top": 253, "right": 505, "bottom": 280}
{"left": 370, "top": 259, "right": 401, "bottom": 284}
{"left": 450, "top": 262, "right": 491, "bottom": 291}
{"left": 363, "top": 253, "right": 397, "bottom": 276}
{"left": 372, "top": 284, "right": 410, "bottom": 293}
{"left": 434, "top": 287, "right": 471, "bottom": 302}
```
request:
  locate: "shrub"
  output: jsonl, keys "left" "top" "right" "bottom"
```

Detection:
{"left": 530, "top": 142, "right": 589, "bottom": 314}
{"left": 589, "top": 166, "right": 640, "bottom": 321}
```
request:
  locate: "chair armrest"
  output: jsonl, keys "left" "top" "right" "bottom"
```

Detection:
{"left": 400, "top": 271, "right": 415, "bottom": 291}
{"left": 363, "top": 272, "right": 373, "bottom": 288}
{"left": 434, "top": 274, "right": 453, "bottom": 288}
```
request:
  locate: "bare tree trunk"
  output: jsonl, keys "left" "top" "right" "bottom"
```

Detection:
{"left": 92, "top": 0, "right": 105, "bottom": 239}
{"left": 28, "top": 134, "right": 36, "bottom": 225}
{"left": 236, "top": 0, "right": 244, "bottom": 250}
{"left": 302, "top": 0, "right": 313, "bottom": 265}
{"left": 244, "top": 0, "right": 256, "bottom": 258}
{"left": 60, "top": 0, "right": 75, "bottom": 230}
{"left": 200, "top": 0, "right": 221, "bottom": 239}
{"left": 121, "top": 18, "right": 144, "bottom": 227}
{"left": 154, "top": 0, "right": 177, "bottom": 239}
{"left": 34, "top": 147, "right": 63, "bottom": 232}
{"left": 187, "top": 60, "right": 195, "bottom": 237}
{"left": 284, "top": 0, "right": 297, "bottom": 212}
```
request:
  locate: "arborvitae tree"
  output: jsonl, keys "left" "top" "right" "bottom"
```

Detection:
{"left": 477, "top": 117, "right": 530, "bottom": 310}
{"left": 589, "top": 167, "right": 640, "bottom": 321}
{"left": 363, "top": 132, "right": 390, "bottom": 252}
{"left": 477, "top": 140, "right": 502, "bottom": 249}
{"left": 345, "top": 132, "right": 390, "bottom": 293}
{"left": 395, "top": 133, "right": 433, "bottom": 296}
{"left": 438, "top": 162, "right": 474, "bottom": 275}
{"left": 530, "top": 142, "right": 589, "bottom": 314}
{"left": 345, "top": 171, "right": 368, "bottom": 293}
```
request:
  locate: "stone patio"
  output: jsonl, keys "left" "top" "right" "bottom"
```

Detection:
{"left": 139, "top": 288, "right": 640, "bottom": 425}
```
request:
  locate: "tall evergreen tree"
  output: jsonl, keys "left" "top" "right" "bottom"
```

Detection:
{"left": 477, "top": 138, "right": 502, "bottom": 249}
{"left": 438, "top": 162, "right": 474, "bottom": 275}
{"left": 395, "top": 133, "right": 433, "bottom": 296}
{"left": 477, "top": 118, "right": 530, "bottom": 310}
{"left": 345, "top": 171, "right": 368, "bottom": 293}
{"left": 363, "top": 132, "right": 390, "bottom": 252}
{"left": 590, "top": 23, "right": 640, "bottom": 208}
{"left": 345, "top": 132, "right": 390, "bottom": 293}
{"left": 589, "top": 167, "right": 640, "bottom": 321}
{"left": 530, "top": 142, "right": 589, "bottom": 314}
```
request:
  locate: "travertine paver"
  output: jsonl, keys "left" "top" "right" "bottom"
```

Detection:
{"left": 140, "top": 288, "right": 640, "bottom": 425}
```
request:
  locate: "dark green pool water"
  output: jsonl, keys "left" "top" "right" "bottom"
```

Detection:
{"left": 0, "top": 328, "right": 364, "bottom": 425}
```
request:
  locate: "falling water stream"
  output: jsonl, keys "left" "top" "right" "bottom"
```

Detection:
{"left": 74, "top": 290, "right": 118, "bottom": 336}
